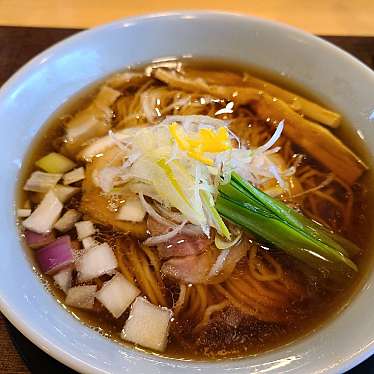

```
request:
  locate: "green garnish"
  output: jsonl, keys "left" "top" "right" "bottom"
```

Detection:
{"left": 200, "top": 190, "right": 231, "bottom": 240}
{"left": 215, "top": 172, "right": 359, "bottom": 276}
{"left": 36, "top": 152, "right": 76, "bottom": 174}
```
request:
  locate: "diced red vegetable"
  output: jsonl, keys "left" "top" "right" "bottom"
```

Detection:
{"left": 24, "top": 229, "right": 55, "bottom": 249}
{"left": 35, "top": 235, "right": 74, "bottom": 275}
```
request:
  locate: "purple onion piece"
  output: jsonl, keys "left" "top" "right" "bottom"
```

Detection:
{"left": 24, "top": 229, "right": 55, "bottom": 249}
{"left": 35, "top": 235, "right": 74, "bottom": 275}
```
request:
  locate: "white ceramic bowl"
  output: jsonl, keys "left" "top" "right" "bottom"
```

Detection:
{"left": 0, "top": 12, "right": 374, "bottom": 374}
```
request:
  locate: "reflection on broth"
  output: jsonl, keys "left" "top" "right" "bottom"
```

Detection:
{"left": 17, "top": 60, "right": 372, "bottom": 360}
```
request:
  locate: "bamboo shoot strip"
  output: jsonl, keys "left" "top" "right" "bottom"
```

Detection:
{"left": 153, "top": 68, "right": 261, "bottom": 104}
{"left": 253, "top": 94, "right": 368, "bottom": 185}
{"left": 158, "top": 68, "right": 342, "bottom": 128}
{"left": 242, "top": 73, "right": 341, "bottom": 128}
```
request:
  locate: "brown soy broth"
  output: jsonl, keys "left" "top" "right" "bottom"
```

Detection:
{"left": 16, "top": 59, "right": 374, "bottom": 361}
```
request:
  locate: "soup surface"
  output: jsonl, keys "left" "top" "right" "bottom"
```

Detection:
{"left": 17, "top": 60, "right": 372, "bottom": 360}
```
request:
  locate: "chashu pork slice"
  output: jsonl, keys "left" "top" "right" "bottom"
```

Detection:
{"left": 80, "top": 146, "right": 146, "bottom": 238}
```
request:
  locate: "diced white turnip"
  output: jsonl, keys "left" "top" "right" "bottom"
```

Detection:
{"left": 76, "top": 242, "right": 118, "bottom": 282}
{"left": 65, "top": 285, "right": 97, "bottom": 309}
{"left": 117, "top": 197, "right": 146, "bottom": 222}
{"left": 22, "top": 191, "right": 63, "bottom": 234}
{"left": 121, "top": 297, "right": 172, "bottom": 352}
{"left": 54, "top": 209, "right": 81, "bottom": 232}
{"left": 35, "top": 235, "right": 74, "bottom": 274}
{"left": 17, "top": 209, "right": 31, "bottom": 218}
{"left": 53, "top": 265, "right": 73, "bottom": 293}
{"left": 24, "top": 171, "right": 62, "bottom": 193}
{"left": 96, "top": 273, "right": 140, "bottom": 318}
{"left": 82, "top": 236, "right": 97, "bottom": 250}
{"left": 53, "top": 184, "right": 80, "bottom": 203}
{"left": 75, "top": 220, "right": 95, "bottom": 240}
{"left": 63, "top": 167, "right": 85, "bottom": 185}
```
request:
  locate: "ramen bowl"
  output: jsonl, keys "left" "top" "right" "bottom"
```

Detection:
{"left": 0, "top": 12, "right": 374, "bottom": 373}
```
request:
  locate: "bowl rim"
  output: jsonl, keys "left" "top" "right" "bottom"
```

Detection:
{"left": 1, "top": 10, "right": 374, "bottom": 373}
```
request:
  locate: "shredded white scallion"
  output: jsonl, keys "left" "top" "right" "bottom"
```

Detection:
{"left": 138, "top": 193, "right": 177, "bottom": 228}
{"left": 256, "top": 120, "right": 284, "bottom": 152}
{"left": 208, "top": 249, "right": 230, "bottom": 278}
{"left": 87, "top": 115, "right": 294, "bottom": 237}
{"left": 143, "top": 220, "right": 187, "bottom": 246}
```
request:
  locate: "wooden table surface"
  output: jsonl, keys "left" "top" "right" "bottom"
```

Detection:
{"left": 0, "top": 0, "right": 374, "bottom": 35}
{"left": 0, "top": 317, "right": 29, "bottom": 372}
{"left": 0, "top": 2, "right": 373, "bottom": 372}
